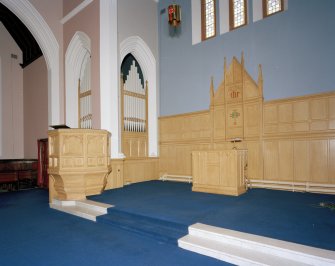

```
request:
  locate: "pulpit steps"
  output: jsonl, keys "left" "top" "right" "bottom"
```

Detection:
{"left": 50, "top": 199, "right": 113, "bottom": 221}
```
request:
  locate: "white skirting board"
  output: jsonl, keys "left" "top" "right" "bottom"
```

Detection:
{"left": 248, "top": 179, "right": 335, "bottom": 194}
{"left": 178, "top": 223, "right": 335, "bottom": 265}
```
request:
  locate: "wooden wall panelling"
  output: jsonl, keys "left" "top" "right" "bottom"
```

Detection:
{"left": 329, "top": 138, "right": 335, "bottom": 183}
{"left": 293, "top": 140, "right": 310, "bottom": 182}
{"left": 122, "top": 132, "right": 148, "bottom": 158}
{"left": 159, "top": 110, "right": 210, "bottom": 143}
{"left": 158, "top": 145, "right": 169, "bottom": 176}
{"left": 278, "top": 140, "right": 294, "bottom": 181}
{"left": 278, "top": 102, "right": 293, "bottom": 133}
{"left": 245, "top": 141, "right": 263, "bottom": 180}
{"left": 105, "top": 159, "right": 124, "bottom": 190}
{"left": 329, "top": 96, "right": 335, "bottom": 129}
{"left": 244, "top": 100, "right": 262, "bottom": 138}
{"left": 310, "top": 98, "right": 328, "bottom": 131}
{"left": 123, "top": 158, "right": 159, "bottom": 184}
{"left": 263, "top": 140, "right": 279, "bottom": 180}
{"left": 263, "top": 104, "right": 278, "bottom": 134}
{"left": 309, "top": 139, "right": 328, "bottom": 183}
{"left": 212, "top": 105, "right": 226, "bottom": 140}
{"left": 293, "top": 100, "right": 309, "bottom": 132}
{"left": 158, "top": 55, "right": 335, "bottom": 192}
{"left": 159, "top": 143, "right": 211, "bottom": 177}
{"left": 175, "top": 145, "right": 191, "bottom": 174}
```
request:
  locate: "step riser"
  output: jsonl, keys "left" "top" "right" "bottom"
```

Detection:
{"left": 179, "top": 240, "right": 263, "bottom": 266}
{"left": 97, "top": 210, "right": 188, "bottom": 245}
{"left": 50, "top": 199, "right": 112, "bottom": 221}
{"left": 98, "top": 217, "right": 179, "bottom": 244}
{"left": 50, "top": 204, "right": 97, "bottom": 221}
{"left": 76, "top": 202, "right": 108, "bottom": 214}
{"left": 188, "top": 227, "right": 334, "bottom": 265}
{"left": 107, "top": 209, "right": 188, "bottom": 231}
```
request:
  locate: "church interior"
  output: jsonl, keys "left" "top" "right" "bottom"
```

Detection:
{"left": 0, "top": 0, "right": 335, "bottom": 265}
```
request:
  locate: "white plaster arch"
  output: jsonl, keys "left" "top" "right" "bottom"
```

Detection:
{"left": 65, "top": 31, "right": 91, "bottom": 128}
{"left": 120, "top": 36, "right": 158, "bottom": 157}
{"left": 0, "top": 0, "right": 61, "bottom": 125}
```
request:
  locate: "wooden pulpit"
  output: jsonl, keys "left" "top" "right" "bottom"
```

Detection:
{"left": 48, "top": 129, "right": 111, "bottom": 201}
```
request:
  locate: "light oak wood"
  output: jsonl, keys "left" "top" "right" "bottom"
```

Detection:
{"left": 123, "top": 158, "right": 159, "bottom": 184}
{"left": 192, "top": 149, "right": 247, "bottom": 196}
{"left": 105, "top": 159, "right": 124, "bottom": 190}
{"left": 48, "top": 129, "right": 111, "bottom": 201}
{"left": 159, "top": 55, "right": 335, "bottom": 193}
{"left": 105, "top": 157, "right": 159, "bottom": 188}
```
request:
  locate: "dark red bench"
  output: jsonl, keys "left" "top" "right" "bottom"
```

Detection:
{"left": 0, "top": 160, "right": 37, "bottom": 191}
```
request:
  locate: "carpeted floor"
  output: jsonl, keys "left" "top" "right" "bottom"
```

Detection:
{"left": 0, "top": 185, "right": 228, "bottom": 266}
{"left": 90, "top": 181, "right": 335, "bottom": 251}
{"left": 1, "top": 181, "right": 334, "bottom": 266}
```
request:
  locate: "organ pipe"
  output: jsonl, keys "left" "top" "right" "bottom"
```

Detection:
{"left": 122, "top": 60, "right": 147, "bottom": 133}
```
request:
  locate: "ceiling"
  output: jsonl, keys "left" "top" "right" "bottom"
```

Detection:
{"left": 0, "top": 3, "right": 42, "bottom": 68}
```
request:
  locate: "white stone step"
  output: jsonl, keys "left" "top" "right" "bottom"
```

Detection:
{"left": 50, "top": 199, "right": 113, "bottom": 222}
{"left": 178, "top": 223, "right": 335, "bottom": 266}
{"left": 76, "top": 199, "right": 112, "bottom": 214}
{"left": 179, "top": 234, "right": 308, "bottom": 266}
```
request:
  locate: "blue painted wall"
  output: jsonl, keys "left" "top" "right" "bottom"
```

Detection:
{"left": 158, "top": 0, "right": 335, "bottom": 116}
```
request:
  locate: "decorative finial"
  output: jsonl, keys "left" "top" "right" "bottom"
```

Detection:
{"left": 258, "top": 64, "right": 263, "bottom": 92}
{"left": 210, "top": 76, "right": 215, "bottom": 106}
{"left": 224, "top": 57, "right": 227, "bottom": 77}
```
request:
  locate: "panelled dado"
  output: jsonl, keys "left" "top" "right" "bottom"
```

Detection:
{"left": 263, "top": 93, "right": 335, "bottom": 135}
{"left": 159, "top": 54, "right": 335, "bottom": 192}
{"left": 261, "top": 93, "right": 335, "bottom": 186}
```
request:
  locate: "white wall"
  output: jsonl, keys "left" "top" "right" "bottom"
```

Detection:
{"left": 118, "top": 0, "right": 159, "bottom": 157}
{"left": 23, "top": 56, "right": 48, "bottom": 159}
{"left": 118, "top": 0, "right": 158, "bottom": 60}
{"left": 28, "top": 0, "right": 64, "bottom": 124}
{"left": 0, "top": 22, "right": 24, "bottom": 159}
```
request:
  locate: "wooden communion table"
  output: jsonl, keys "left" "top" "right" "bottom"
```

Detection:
{"left": 192, "top": 149, "right": 248, "bottom": 196}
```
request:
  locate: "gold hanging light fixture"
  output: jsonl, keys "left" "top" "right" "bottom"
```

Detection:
{"left": 168, "top": 4, "right": 181, "bottom": 27}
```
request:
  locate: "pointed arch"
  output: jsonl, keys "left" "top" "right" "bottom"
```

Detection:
{"left": 0, "top": 0, "right": 61, "bottom": 125}
{"left": 120, "top": 36, "right": 158, "bottom": 156}
{"left": 65, "top": 31, "right": 91, "bottom": 128}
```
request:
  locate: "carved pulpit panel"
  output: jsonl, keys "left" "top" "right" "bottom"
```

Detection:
{"left": 62, "top": 135, "right": 83, "bottom": 156}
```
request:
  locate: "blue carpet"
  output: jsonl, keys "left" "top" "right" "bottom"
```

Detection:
{"left": 97, "top": 208, "right": 188, "bottom": 244}
{"left": 90, "top": 181, "right": 335, "bottom": 251}
{"left": 0, "top": 188, "right": 228, "bottom": 266}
